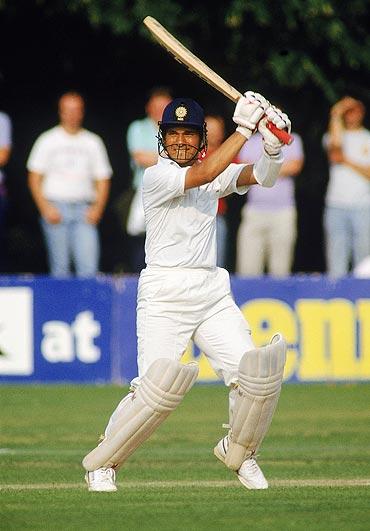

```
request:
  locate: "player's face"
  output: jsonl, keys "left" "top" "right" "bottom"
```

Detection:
{"left": 164, "top": 126, "right": 201, "bottom": 165}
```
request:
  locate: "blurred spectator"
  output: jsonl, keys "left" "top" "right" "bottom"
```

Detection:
{"left": 0, "top": 109, "right": 12, "bottom": 271}
{"left": 236, "top": 129, "right": 304, "bottom": 276}
{"left": 27, "top": 91, "right": 112, "bottom": 277}
{"left": 323, "top": 96, "right": 370, "bottom": 278}
{"left": 204, "top": 114, "right": 229, "bottom": 268}
{"left": 125, "top": 86, "right": 172, "bottom": 272}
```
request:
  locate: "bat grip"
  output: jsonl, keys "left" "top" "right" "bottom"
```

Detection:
{"left": 266, "top": 121, "right": 293, "bottom": 145}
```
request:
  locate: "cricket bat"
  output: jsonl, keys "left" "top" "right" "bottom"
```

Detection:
{"left": 143, "top": 16, "right": 293, "bottom": 145}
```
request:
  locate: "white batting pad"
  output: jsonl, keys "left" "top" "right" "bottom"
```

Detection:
{"left": 224, "top": 333, "right": 287, "bottom": 470}
{"left": 82, "top": 358, "right": 198, "bottom": 471}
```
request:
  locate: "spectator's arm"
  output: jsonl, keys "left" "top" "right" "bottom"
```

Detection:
{"left": 342, "top": 158, "right": 370, "bottom": 180}
{"left": 86, "top": 179, "right": 111, "bottom": 225}
{"left": 327, "top": 145, "right": 344, "bottom": 164}
{"left": 327, "top": 99, "right": 348, "bottom": 149}
{"left": 0, "top": 146, "right": 11, "bottom": 167}
{"left": 28, "top": 171, "right": 61, "bottom": 224}
{"left": 326, "top": 97, "right": 359, "bottom": 150}
{"left": 327, "top": 114, "right": 344, "bottom": 149}
{"left": 131, "top": 150, "right": 158, "bottom": 168}
{"left": 279, "top": 158, "right": 304, "bottom": 177}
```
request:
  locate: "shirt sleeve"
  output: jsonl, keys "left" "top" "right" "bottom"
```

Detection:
{"left": 26, "top": 134, "right": 48, "bottom": 173}
{"left": 127, "top": 121, "right": 143, "bottom": 154}
{"left": 91, "top": 136, "right": 113, "bottom": 180}
{"left": 143, "top": 162, "right": 188, "bottom": 207}
{"left": 214, "top": 163, "right": 250, "bottom": 198}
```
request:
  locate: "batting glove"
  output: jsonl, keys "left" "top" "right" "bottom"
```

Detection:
{"left": 258, "top": 105, "right": 291, "bottom": 157}
{"left": 233, "top": 91, "right": 269, "bottom": 139}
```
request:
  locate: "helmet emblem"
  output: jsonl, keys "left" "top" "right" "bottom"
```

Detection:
{"left": 175, "top": 105, "right": 188, "bottom": 121}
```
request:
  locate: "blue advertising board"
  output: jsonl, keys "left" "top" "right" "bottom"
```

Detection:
{"left": 0, "top": 275, "right": 369, "bottom": 384}
{"left": 0, "top": 276, "right": 112, "bottom": 383}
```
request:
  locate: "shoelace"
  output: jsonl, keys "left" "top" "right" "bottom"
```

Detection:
{"left": 243, "top": 458, "right": 261, "bottom": 475}
{"left": 99, "top": 468, "right": 114, "bottom": 482}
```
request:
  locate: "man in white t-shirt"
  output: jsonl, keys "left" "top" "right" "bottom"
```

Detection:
{"left": 83, "top": 93, "right": 291, "bottom": 492}
{"left": 27, "top": 92, "right": 112, "bottom": 277}
{"left": 323, "top": 96, "right": 370, "bottom": 278}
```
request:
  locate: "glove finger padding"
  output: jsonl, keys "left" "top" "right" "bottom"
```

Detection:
{"left": 244, "top": 91, "right": 269, "bottom": 106}
{"left": 258, "top": 105, "right": 291, "bottom": 157}
{"left": 265, "top": 106, "right": 291, "bottom": 132}
{"left": 233, "top": 91, "right": 269, "bottom": 139}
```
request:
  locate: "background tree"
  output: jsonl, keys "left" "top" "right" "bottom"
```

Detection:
{"left": 0, "top": 0, "right": 369, "bottom": 273}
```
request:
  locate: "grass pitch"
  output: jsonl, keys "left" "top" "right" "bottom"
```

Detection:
{"left": 1, "top": 383, "right": 369, "bottom": 530}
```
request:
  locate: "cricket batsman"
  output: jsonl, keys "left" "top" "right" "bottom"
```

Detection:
{"left": 83, "top": 91, "right": 290, "bottom": 491}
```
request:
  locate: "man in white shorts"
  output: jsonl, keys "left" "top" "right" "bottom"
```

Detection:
{"left": 83, "top": 91, "right": 290, "bottom": 491}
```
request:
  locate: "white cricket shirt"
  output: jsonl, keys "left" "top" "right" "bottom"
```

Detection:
{"left": 27, "top": 126, "right": 112, "bottom": 202}
{"left": 143, "top": 156, "right": 249, "bottom": 268}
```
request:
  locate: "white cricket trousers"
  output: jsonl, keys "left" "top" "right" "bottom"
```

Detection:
{"left": 104, "top": 266, "right": 255, "bottom": 438}
{"left": 136, "top": 266, "right": 255, "bottom": 386}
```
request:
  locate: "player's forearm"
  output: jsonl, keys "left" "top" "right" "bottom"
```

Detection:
{"left": 185, "top": 132, "right": 246, "bottom": 189}
{"left": 205, "top": 131, "right": 246, "bottom": 176}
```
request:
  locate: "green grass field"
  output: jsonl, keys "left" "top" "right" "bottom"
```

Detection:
{"left": 1, "top": 383, "right": 370, "bottom": 530}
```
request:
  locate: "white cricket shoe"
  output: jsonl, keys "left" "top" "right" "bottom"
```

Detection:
{"left": 214, "top": 435, "right": 268, "bottom": 490}
{"left": 85, "top": 467, "right": 117, "bottom": 492}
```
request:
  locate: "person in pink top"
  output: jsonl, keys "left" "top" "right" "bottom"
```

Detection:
{"left": 236, "top": 129, "right": 304, "bottom": 276}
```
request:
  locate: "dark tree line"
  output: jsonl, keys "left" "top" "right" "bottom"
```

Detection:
{"left": 0, "top": 1, "right": 369, "bottom": 274}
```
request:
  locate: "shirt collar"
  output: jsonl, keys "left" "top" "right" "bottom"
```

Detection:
{"left": 158, "top": 155, "right": 191, "bottom": 169}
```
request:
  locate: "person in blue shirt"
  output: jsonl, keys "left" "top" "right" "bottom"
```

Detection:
{"left": 125, "top": 86, "right": 172, "bottom": 272}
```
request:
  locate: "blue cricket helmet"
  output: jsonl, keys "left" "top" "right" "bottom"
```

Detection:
{"left": 158, "top": 98, "right": 207, "bottom": 163}
{"left": 159, "top": 97, "right": 205, "bottom": 131}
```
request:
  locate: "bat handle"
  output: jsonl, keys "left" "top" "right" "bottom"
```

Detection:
{"left": 266, "top": 121, "right": 293, "bottom": 145}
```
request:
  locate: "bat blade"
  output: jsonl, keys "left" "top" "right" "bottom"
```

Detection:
{"left": 143, "top": 16, "right": 242, "bottom": 102}
{"left": 143, "top": 16, "right": 293, "bottom": 145}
